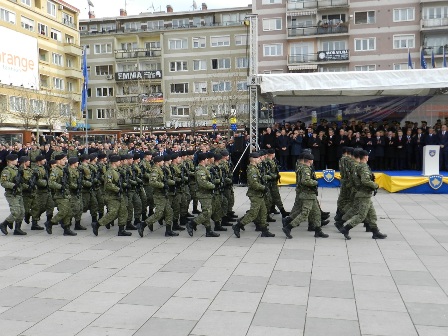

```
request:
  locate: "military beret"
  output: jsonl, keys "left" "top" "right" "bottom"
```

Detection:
{"left": 153, "top": 156, "right": 163, "bottom": 163}
{"left": 133, "top": 153, "right": 141, "bottom": 160}
{"left": 187, "top": 150, "right": 195, "bottom": 155}
{"left": 109, "top": 155, "right": 121, "bottom": 163}
{"left": 98, "top": 153, "right": 107, "bottom": 160}
{"left": 120, "top": 155, "right": 127, "bottom": 161}
{"left": 221, "top": 150, "right": 229, "bottom": 156}
{"left": 259, "top": 150, "right": 267, "bottom": 156}
{"left": 214, "top": 153, "right": 222, "bottom": 160}
{"left": 126, "top": 154, "right": 133, "bottom": 160}
{"left": 267, "top": 149, "right": 275, "bottom": 154}
{"left": 359, "top": 150, "right": 369, "bottom": 157}
{"left": 144, "top": 151, "right": 152, "bottom": 156}
{"left": 298, "top": 153, "right": 305, "bottom": 160}
{"left": 302, "top": 149, "right": 312, "bottom": 154}
{"left": 49, "top": 159, "right": 57, "bottom": 165}
{"left": 89, "top": 153, "right": 98, "bottom": 160}
{"left": 347, "top": 147, "right": 354, "bottom": 154}
{"left": 303, "top": 153, "right": 314, "bottom": 160}
{"left": 35, "top": 154, "right": 46, "bottom": 162}
{"left": 68, "top": 157, "right": 78, "bottom": 165}
{"left": 180, "top": 151, "right": 187, "bottom": 157}
{"left": 163, "top": 154, "right": 172, "bottom": 161}
{"left": 197, "top": 153, "right": 207, "bottom": 162}
{"left": 421, "top": 121, "right": 427, "bottom": 124}
{"left": 80, "top": 154, "right": 90, "bottom": 162}
{"left": 55, "top": 154, "right": 66, "bottom": 161}
{"left": 206, "top": 152, "right": 214, "bottom": 159}
{"left": 19, "top": 156, "right": 30, "bottom": 163}
{"left": 249, "top": 152, "right": 260, "bottom": 158}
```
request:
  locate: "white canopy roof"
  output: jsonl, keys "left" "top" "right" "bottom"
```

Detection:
{"left": 260, "top": 69, "right": 448, "bottom": 97}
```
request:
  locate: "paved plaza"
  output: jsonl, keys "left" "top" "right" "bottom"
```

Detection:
{"left": 0, "top": 186, "right": 448, "bottom": 336}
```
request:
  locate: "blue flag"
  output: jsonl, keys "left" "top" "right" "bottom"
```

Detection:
{"left": 81, "top": 46, "right": 88, "bottom": 111}
{"left": 431, "top": 49, "right": 436, "bottom": 68}
{"left": 408, "top": 49, "right": 413, "bottom": 69}
{"left": 420, "top": 49, "right": 427, "bottom": 69}
{"left": 444, "top": 47, "right": 447, "bottom": 68}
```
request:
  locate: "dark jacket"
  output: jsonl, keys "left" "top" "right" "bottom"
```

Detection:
{"left": 276, "top": 135, "right": 290, "bottom": 155}
{"left": 374, "top": 136, "right": 385, "bottom": 157}
{"left": 290, "top": 135, "right": 303, "bottom": 155}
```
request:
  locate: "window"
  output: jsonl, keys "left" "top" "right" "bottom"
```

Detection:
{"left": 393, "top": 63, "right": 414, "bottom": 70}
{"left": 211, "top": 36, "right": 230, "bottom": 47}
{"left": 169, "top": 38, "right": 187, "bottom": 49}
{"left": 83, "top": 109, "right": 93, "bottom": 119}
{"left": 194, "top": 82, "right": 207, "bottom": 93}
{"left": 394, "top": 8, "right": 415, "bottom": 22}
{"left": 124, "top": 22, "right": 141, "bottom": 30}
{"left": 193, "top": 37, "right": 206, "bottom": 48}
{"left": 212, "top": 81, "right": 231, "bottom": 92}
{"left": 145, "top": 41, "right": 161, "bottom": 49}
{"left": 354, "top": 65, "right": 376, "bottom": 71}
{"left": 96, "top": 87, "right": 114, "bottom": 97}
{"left": 193, "top": 60, "right": 206, "bottom": 71}
{"left": 322, "top": 41, "right": 346, "bottom": 51}
{"left": 354, "top": 11, "right": 375, "bottom": 24}
{"left": 21, "top": 16, "right": 34, "bottom": 31}
{"left": 65, "top": 34, "right": 75, "bottom": 44}
{"left": 97, "top": 109, "right": 114, "bottom": 119}
{"left": 262, "top": 18, "right": 282, "bottom": 31}
{"left": 263, "top": 43, "right": 283, "bottom": 56}
{"left": 50, "top": 29, "right": 61, "bottom": 42}
{"left": 172, "top": 18, "right": 189, "bottom": 28}
{"left": 170, "top": 61, "right": 188, "bottom": 72}
{"left": 237, "top": 81, "right": 248, "bottom": 91}
{"left": 355, "top": 38, "right": 376, "bottom": 51}
{"left": 321, "top": 14, "right": 346, "bottom": 25}
{"left": 147, "top": 20, "right": 164, "bottom": 30}
{"left": 9, "top": 96, "right": 27, "bottom": 112}
{"left": 423, "top": 7, "right": 448, "bottom": 20}
{"left": 236, "top": 57, "right": 248, "bottom": 68}
{"left": 262, "top": 0, "right": 281, "bottom": 3}
{"left": 66, "top": 58, "right": 73, "bottom": 68}
{"left": 62, "top": 13, "right": 74, "bottom": 27}
{"left": 94, "top": 43, "right": 112, "bottom": 54}
{"left": 319, "top": 66, "right": 348, "bottom": 72}
{"left": 30, "top": 99, "right": 45, "bottom": 114}
{"left": 235, "top": 34, "right": 247, "bottom": 46}
{"left": 171, "top": 106, "right": 190, "bottom": 116}
{"left": 100, "top": 23, "right": 116, "bottom": 32}
{"left": 47, "top": 1, "right": 56, "bottom": 17}
{"left": 141, "top": 62, "right": 161, "bottom": 71}
{"left": 195, "top": 106, "right": 208, "bottom": 116}
{"left": 67, "top": 82, "right": 74, "bottom": 92}
{"left": 52, "top": 53, "right": 63, "bottom": 66}
{"left": 121, "top": 42, "right": 137, "bottom": 50}
{"left": 95, "top": 65, "right": 113, "bottom": 75}
{"left": 21, "top": 0, "right": 31, "bottom": 5}
{"left": 59, "top": 104, "right": 70, "bottom": 116}
{"left": 170, "top": 83, "right": 189, "bottom": 94}
{"left": 53, "top": 77, "right": 64, "bottom": 90}
{"left": 38, "top": 23, "right": 48, "bottom": 36}
{"left": 211, "top": 58, "right": 231, "bottom": 69}
{"left": 87, "top": 88, "right": 92, "bottom": 97}
{"left": 0, "top": 8, "right": 16, "bottom": 24}
{"left": 393, "top": 34, "right": 415, "bottom": 49}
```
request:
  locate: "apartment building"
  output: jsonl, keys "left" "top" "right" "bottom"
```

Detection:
{"left": 0, "top": 0, "right": 82, "bottom": 133}
{"left": 80, "top": 3, "right": 252, "bottom": 130}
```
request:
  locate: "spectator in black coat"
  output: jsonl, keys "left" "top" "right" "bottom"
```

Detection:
{"left": 385, "top": 131, "right": 397, "bottom": 170}
{"left": 404, "top": 129, "right": 414, "bottom": 170}
{"left": 290, "top": 129, "right": 303, "bottom": 169}
{"left": 261, "top": 127, "right": 276, "bottom": 150}
{"left": 326, "top": 129, "right": 338, "bottom": 170}
{"left": 275, "top": 129, "right": 291, "bottom": 170}
{"left": 396, "top": 130, "right": 406, "bottom": 170}
{"left": 424, "top": 128, "right": 439, "bottom": 146}
{"left": 373, "top": 131, "right": 385, "bottom": 170}
{"left": 414, "top": 128, "right": 425, "bottom": 170}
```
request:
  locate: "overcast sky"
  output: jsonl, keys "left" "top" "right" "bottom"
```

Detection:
{"left": 70, "top": 0, "right": 251, "bottom": 19}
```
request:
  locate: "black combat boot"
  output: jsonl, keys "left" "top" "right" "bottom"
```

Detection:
{"left": 334, "top": 220, "right": 345, "bottom": 232}
{"left": 186, "top": 212, "right": 194, "bottom": 218}
{"left": 137, "top": 221, "right": 145, "bottom": 237}
{"left": 222, "top": 216, "right": 236, "bottom": 223}
{"left": 63, "top": 226, "right": 77, "bottom": 236}
{"left": 186, "top": 220, "right": 197, "bottom": 237}
{"left": 321, "top": 212, "right": 330, "bottom": 221}
{"left": 334, "top": 209, "right": 342, "bottom": 221}
{"left": 340, "top": 224, "right": 352, "bottom": 240}
{"left": 282, "top": 224, "right": 293, "bottom": 239}
{"left": 0, "top": 220, "right": 11, "bottom": 235}
{"left": 133, "top": 218, "right": 141, "bottom": 228}
{"left": 13, "top": 221, "right": 27, "bottom": 235}
{"left": 282, "top": 216, "right": 292, "bottom": 227}
{"left": 232, "top": 221, "right": 243, "bottom": 238}
{"left": 261, "top": 227, "right": 275, "bottom": 237}
{"left": 371, "top": 228, "right": 387, "bottom": 239}
{"left": 321, "top": 219, "right": 330, "bottom": 226}
{"left": 31, "top": 220, "right": 44, "bottom": 231}
{"left": 74, "top": 221, "right": 87, "bottom": 230}
{"left": 221, "top": 217, "right": 233, "bottom": 227}
{"left": 46, "top": 214, "right": 53, "bottom": 223}
{"left": 141, "top": 212, "right": 147, "bottom": 221}
{"left": 364, "top": 222, "right": 372, "bottom": 232}
{"left": 118, "top": 225, "right": 132, "bottom": 236}
{"left": 267, "top": 215, "right": 276, "bottom": 223}
{"left": 126, "top": 220, "right": 137, "bottom": 231}
{"left": 44, "top": 220, "right": 53, "bottom": 234}
{"left": 91, "top": 221, "right": 99, "bottom": 236}
{"left": 314, "top": 227, "right": 329, "bottom": 238}
{"left": 214, "top": 221, "right": 227, "bottom": 232}
{"left": 179, "top": 216, "right": 188, "bottom": 226}
{"left": 91, "top": 215, "right": 98, "bottom": 224}
{"left": 270, "top": 206, "right": 280, "bottom": 215}
{"left": 227, "top": 212, "right": 238, "bottom": 219}
{"left": 172, "top": 219, "right": 185, "bottom": 231}
{"left": 165, "top": 225, "right": 179, "bottom": 237}
{"left": 307, "top": 223, "right": 314, "bottom": 232}
{"left": 24, "top": 214, "right": 30, "bottom": 224}
{"left": 98, "top": 212, "right": 104, "bottom": 220}
{"left": 148, "top": 208, "right": 154, "bottom": 216}
{"left": 192, "top": 204, "right": 201, "bottom": 214}
{"left": 254, "top": 222, "right": 262, "bottom": 232}
{"left": 279, "top": 207, "right": 289, "bottom": 218}
{"left": 205, "top": 227, "right": 220, "bottom": 237}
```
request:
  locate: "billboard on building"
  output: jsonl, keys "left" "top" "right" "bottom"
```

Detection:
{"left": 0, "top": 26, "right": 39, "bottom": 89}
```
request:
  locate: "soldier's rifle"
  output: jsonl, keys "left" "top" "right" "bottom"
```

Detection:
{"left": 61, "top": 166, "right": 69, "bottom": 197}
{"left": 12, "top": 168, "right": 23, "bottom": 196}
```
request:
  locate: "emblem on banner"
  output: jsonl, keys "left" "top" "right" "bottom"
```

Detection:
{"left": 429, "top": 150, "right": 436, "bottom": 157}
{"left": 323, "top": 169, "right": 335, "bottom": 183}
{"left": 429, "top": 175, "right": 443, "bottom": 190}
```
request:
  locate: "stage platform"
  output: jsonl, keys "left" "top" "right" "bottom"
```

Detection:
{"left": 279, "top": 170, "right": 448, "bottom": 194}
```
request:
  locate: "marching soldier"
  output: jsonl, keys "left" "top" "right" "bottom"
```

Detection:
{"left": 220, "top": 150, "right": 237, "bottom": 224}
{"left": 96, "top": 153, "right": 108, "bottom": 219}
{"left": 29, "top": 155, "right": 50, "bottom": 230}
{"left": 210, "top": 153, "right": 227, "bottom": 232}
{"left": 266, "top": 149, "right": 289, "bottom": 217}
{"left": 67, "top": 157, "right": 86, "bottom": 231}
{"left": 170, "top": 153, "right": 186, "bottom": 231}
{"left": 29, "top": 144, "right": 41, "bottom": 169}
{"left": 232, "top": 152, "right": 275, "bottom": 238}
{"left": 178, "top": 151, "right": 191, "bottom": 227}
{"left": 140, "top": 151, "right": 154, "bottom": 219}
{"left": 0, "top": 154, "right": 26, "bottom": 235}
{"left": 126, "top": 153, "right": 143, "bottom": 230}
{"left": 79, "top": 154, "right": 98, "bottom": 227}
{"left": 20, "top": 156, "right": 37, "bottom": 228}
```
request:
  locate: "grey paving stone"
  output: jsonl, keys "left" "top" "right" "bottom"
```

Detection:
{"left": 120, "top": 286, "right": 177, "bottom": 306}
{"left": 76, "top": 326, "right": 136, "bottom": 336}
{"left": 209, "top": 290, "right": 262, "bottom": 313}
{"left": 43, "top": 259, "right": 94, "bottom": 273}
{"left": 411, "top": 245, "right": 448, "bottom": 256}
{"left": 415, "top": 325, "right": 448, "bottom": 336}
{"left": 222, "top": 275, "right": 268, "bottom": 293}
{"left": 90, "top": 240, "right": 131, "bottom": 251}
{"left": 191, "top": 310, "right": 253, "bottom": 336}
{"left": 307, "top": 296, "right": 358, "bottom": 320}
{"left": 0, "top": 286, "right": 43, "bottom": 307}
{"left": 242, "top": 252, "right": 279, "bottom": 265}
{"left": 355, "top": 290, "right": 407, "bottom": 312}
{"left": 309, "top": 280, "right": 354, "bottom": 299}
{"left": 174, "top": 280, "right": 224, "bottom": 299}
{"left": 91, "top": 256, "right": 135, "bottom": 269}
{"left": 191, "top": 266, "right": 234, "bottom": 282}
{"left": 392, "top": 271, "right": 439, "bottom": 287}
{"left": 134, "top": 318, "right": 196, "bottom": 336}
{"left": 0, "top": 298, "right": 68, "bottom": 322}
{"left": 0, "top": 256, "right": 30, "bottom": 270}
{"left": 160, "top": 259, "right": 204, "bottom": 273}
{"left": 252, "top": 303, "right": 305, "bottom": 329}
{"left": 268, "top": 270, "right": 311, "bottom": 287}
{"left": 61, "top": 291, "right": 125, "bottom": 313}
{"left": 91, "top": 276, "right": 146, "bottom": 294}
{"left": 0, "top": 319, "right": 34, "bottom": 336}
{"left": 278, "top": 248, "right": 314, "bottom": 260}
{"left": 153, "top": 297, "right": 211, "bottom": 320}
{"left": 141, "top": 271, "right": 191, "bottom": 288}
{"left": 15, "top": 272, "right": 72, "bottom": 288}
{"left": 311, "top": 266, "right": 352, "bottom": 282}
{"left": 358, "top": 309, "right": 418, "bottom": 336}
{"left": 246, "top": 326, "right": 302, "bottom": 336}
{"left": 91, "top": 303, "right": 158, "bottom": 329}
{"left": 262, "top": 284, "right": 309, "bottom": 305}
{"left": 398, "top": 284, "right": 448, "bottom": 304}
{"left": 406, "top": 302, "right": 448, "bottom": 327}
{"left": 274, "top": 259, "right": 312, "bottom": 273}
{"left": 352, "top": 275, "right": 398, "bottom": 292}
{"left": 304, "top": 317, "right": 360, "bottom": 336}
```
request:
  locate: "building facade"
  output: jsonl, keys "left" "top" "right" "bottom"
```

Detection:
{"left": 80, "top": 4, "right": 252, "bottom": 131}
{"left": 0, "top": 0, "right": 82, "bottom": 135}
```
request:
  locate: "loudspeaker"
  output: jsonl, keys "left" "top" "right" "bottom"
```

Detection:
{"left": 233, "top": 136, "right": 245, "bottom": 152}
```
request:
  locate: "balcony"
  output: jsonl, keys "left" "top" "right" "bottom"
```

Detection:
{"left": 288, "top": 24, "right": 348, "bottom": 37}
{"left": 116, "top": 93, "right": 163, "bottom": 104}
{"left": 115, "top": 49, "right": 161, "bottom": 59}
{"left": 288, "top": 50, "right": 349, "bottom": 64}
{"left": 61, "top": 18, "right": 76, "bottom": 29}
{"left": 64, "top": 43, "right": 82, "bottom": 57}
{"left": 287, "top": 0, "right": 348, "bottom": 11}
{"left": 422, "top": 16, "right": 448, "bottom": 29}
{"left": 65, "top": 68, "right": 83, "bottom": 79}
{"left": 423, "top": 46, "right": 447, "bottom": 56}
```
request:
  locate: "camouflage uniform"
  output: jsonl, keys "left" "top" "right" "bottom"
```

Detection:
{"left": 0, "top": 165, "right": 25, "bottom": 234}
{"left": 48, "top": 165, "right": 72, "bottom": 229}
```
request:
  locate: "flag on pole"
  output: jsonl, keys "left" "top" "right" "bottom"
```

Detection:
{"left": 407, "top": 49, "right": 413, "bottom": 69}
{"left": 431, "top": 49, "right": 436, "bottom": 68}
{"left": 443, "top": 47, "right": 447, "bottom": 68}
{"left": 420, "top": 49, "right": 427, "bottom": 69}
{"left": 81, "top": 46, "right": 88, "bottom": 111}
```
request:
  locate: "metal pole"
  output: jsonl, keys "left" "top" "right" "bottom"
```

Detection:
{"left": 246, "top": 14, "right": 259, "bottom": 153}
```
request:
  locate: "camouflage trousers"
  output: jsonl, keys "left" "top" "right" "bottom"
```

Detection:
{"left": 343, "top": 197, "right": 378, "bottom": 230}
{"left": 82, "top": 190, "right": 98, "bottom": 218}
{"left": 240, "top": 195, "right": 267, "bottom": 228}
{"left": 222, "top": 187, "right": 234, "bottom": 215}
{"left": 127, "top": 189, "right": 142, "bottom": 222}
{"left": 70, "top": 193, "right": 83, "bottom": 221}
{"left": 270, "top": 183, "right": 284, "bottom": 209}
{"left": 145, "top": 194, "right": 173, "bottom": 227}
{"left": 143, "top": 184, "right": 154, "bottom": 214}
{"left": 99, "top": 196, "right": 128, "bottom": 227}
{"left": 52, "top": 196, "right": 72, "bottom": 227}
{"left": 31, "top": 190, "right": 54, "bottom": 220}
{"left": 194, "top": 196, "right": 212, "bottom": 228}
{"left": 22, "top": 192, "right": 35, "bottom": 219}
{"left": 4, "top": 193, "right": 25, "bottom": 224}
{"left": 290, "top": 196, "right": 321, "bottom": 228}
{"left": 211, "top": 193, "right": 224, "bottom": 222}
{"left": 337, "top": 183, "right": 351, "bottom": 212}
